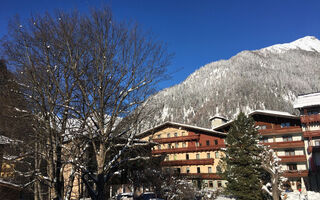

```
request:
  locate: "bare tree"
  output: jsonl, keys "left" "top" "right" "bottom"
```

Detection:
{"left": 261, "top": 147, "right": 284, "bottom": 200}
{"left": 2, "top": 7, "right": 171, "bottom": 200}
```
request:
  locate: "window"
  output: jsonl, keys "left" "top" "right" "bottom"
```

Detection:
{"left": 186, "top": 154, "right": 189, "bottom": 160}
{"left": 206, "top": 140, "right": 210, "bottom": 146}
{"left": 288, "top": 164, "right": 297, "bottom": 170}
{"left": 167, "top": 133, "right": 170, "bottom": 138}
{"left": 315, "top": 140, "right": 320, "bottom": 146}
{"left": 174, "top": 154, "right": 177, "bottom": 160}
{"left": 157, "top": 134, "right": 161, "bottom": 138}
{"left": 176, "top": 168, "right": 181, "bottom": 174}
{"left": 257, "top": 125, "right": 267, "bottom": 130}
{"left": 208, "top": 167, "right": 212, "bottom": 173}
{"left": 218, "top": 181, "right": 222, "bottom": 188}
{"left": 158, "top": 145, "right": 161, "bottom": 150}
{"left": 214, "top": 140, "right": 218, "bottom": 145}
{"left": 207, "top": 153, "right": 210, "bottom": 158}
{"left": 209, "top": 181, "right": 213, "bottom": 188}
{"left": 175, "top": 143, "right": 179, "bottom": 148}
{"left": 215, "top": 152, "right": 219, "bottom": 158}
{"left": 182, "top": 142, "right": 186, "bottom": 147}
{"left": 261, "top": 137, "right": 268, "bottom": 143}
{"left": 281, "top": 122, "right": 291, "bottom": 128}
{"left": 196, "top": 154, "right": 200, "bottom": 159}
{"left": 196, "top": 142, "right": 199, "bottom": 147}
{"left": 197, "top": 167, "right": 201, "bottom": 173}
{"left": 167, "top": 144, "right": 171, "bottom": 149}
{"left": 174, "top": 132, "right": 178, "bottom": 137}
{"left": 181, "top": 132, "right": 185, "bottom": 136}
{"left": 285, "top": 150, "right": 295, "bottom": 156}
{"left": 283, "top": 136, "right": 293, "bottom": 142}
{"left": 165, "top": 155, "right": 169, "bottom": 161}
{"left": 186, "top": 167, "right": 190, "bottom": 173}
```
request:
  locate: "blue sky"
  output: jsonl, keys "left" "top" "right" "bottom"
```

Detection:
{"left": 1, "top": 0, "right": 320, "bottom": 89}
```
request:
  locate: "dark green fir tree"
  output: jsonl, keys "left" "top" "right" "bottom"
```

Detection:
{"left": 222, "top": 112, "right": 263, "bottom": 200}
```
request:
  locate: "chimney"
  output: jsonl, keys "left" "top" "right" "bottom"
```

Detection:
{"left": 209, "top": 115, "right": 228, "bottom": 129}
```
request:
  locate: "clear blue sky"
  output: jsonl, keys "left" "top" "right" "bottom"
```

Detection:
{"left": 1, "top": 0, "right": 320, "bottom": 89}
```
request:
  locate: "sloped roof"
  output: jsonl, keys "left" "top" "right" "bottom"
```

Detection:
{"left": 294, "top": 92, "right": 320, "bottom": 109}
{"left": 209, "top": 115, "right": 228, "bottom": 121}
{"left": 137, "top": 121, "right": 226, "bottom": 139}
{"left": 213, "top": 109, "right": 299, "bottom": 131}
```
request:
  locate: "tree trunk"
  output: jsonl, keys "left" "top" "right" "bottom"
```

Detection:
{"left": 272, "top": 174, "right": 280, "bottom": 200}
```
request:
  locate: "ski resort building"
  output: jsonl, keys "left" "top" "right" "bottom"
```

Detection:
{"left": 137, "top": 121, "right": 227, "bottom": 190}
{"left": 294, "top": 92, "right": 320, "bottom": 191}
{"left": 213, "top": 110, "right": 308, "bottom": 191}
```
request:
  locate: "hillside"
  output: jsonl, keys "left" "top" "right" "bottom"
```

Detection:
{"left": 144, "top": 36, "right": 320, "bottom": 128}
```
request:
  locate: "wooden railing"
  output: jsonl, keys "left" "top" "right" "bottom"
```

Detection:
{"left": 180, "top": 173, "right": 222, "bottom": 179}
{"left": 258, "top": 126, "right": 302, "bottom": 136}
{"left": 161, "top": 158, "right": 214, "bottom": 166}
{"left": 152, "top": 134, "right": 200, "bottom": 144}
{"left": 303, "top": 130, "right": 320, "bottom": 138}
{"left": 261, "top": 140, "right": 304, "bottom": 149}
{"left": 278, "top": 155, "right": 307, "bottom": 163}
{"left": 152, "top": 144, "right": 226, "bottom": 154}
{"left": 282, "top": 170, "right": 308, "bottom": 177}
{"left": 301, "top": 114, "right": 320, "bottom": 124}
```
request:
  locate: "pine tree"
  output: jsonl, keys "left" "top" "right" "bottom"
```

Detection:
{"left": 222, "top": 112, "right": 263, "bottom": 200}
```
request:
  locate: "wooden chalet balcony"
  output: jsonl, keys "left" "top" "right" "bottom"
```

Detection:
{"left": 258, "top": 126, "right": 302, "bottom": 136}
{"left": 152, "top": 144, "right": 226, "bottom": 154}
{"left": 180, "top": 173, "right": 222, "bottom": 179}
{"left": 282, "top": 170, "right": 308, "bottom": 178}
{"left": 278, "top": 155, "right": 307, "bottom": 163}
{"left": 261, "top": 140, "right": 304, "bottom": 149}
{"left": 301, "top": 114, "right": 320, "bottom": 124}
{"left": 161, "top": 158, "right": 214, "bottom": 166}
{"left": 152, "top": 134, "right": 200, "bottom": 144}
{"left": 303, "top": 130, "right": 320, "bottom": 138}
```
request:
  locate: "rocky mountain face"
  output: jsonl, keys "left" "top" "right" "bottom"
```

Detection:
{"left": 145, "top": 36, "right": 320, "bottom": 128}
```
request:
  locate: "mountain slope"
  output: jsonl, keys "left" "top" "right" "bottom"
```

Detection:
{"left": 146, "top": 36, "right": 320, "bottom": 128}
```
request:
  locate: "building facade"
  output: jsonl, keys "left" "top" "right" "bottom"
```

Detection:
{"left": 138, "top": 121, "right": 227, "bottom": 190}
{"left": 214, "top": 110, "right": 308, "bottom": 191}
{"left": 294, "top": 92, "right": 320, "bottom": 191}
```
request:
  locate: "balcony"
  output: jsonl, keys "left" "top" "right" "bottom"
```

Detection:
{"left": 152, "top": 134, "right": 200, "bottom": 144}
{"left": 278, "top": 155, "right": 307, "bottom": 163}
{"left": 152, "top": 144, "right": 226, "bottom": 154}
{"left": 161, "top": 158, "right": 214, "bottom": 166}
{"left": 261, "top": 140, "right": 305, "bottom": 149}
{"left": 282, "top": 170, "right": 308, "bottom": 178}
{"left": 303, "top": 130, "right": 320, "bottom": 138}
{"left": 259, "top": 126, "right": 302, "bottom": 136}
{"left": 301, "top": 114, "right": 320, "bottom": 124}
{"left": 180, "top": 173, "right": 222, "bottom": 179}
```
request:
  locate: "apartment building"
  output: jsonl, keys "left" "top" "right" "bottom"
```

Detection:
{"left": 294, "top": 92, "right": 320, "bottom": 191}
{"left": 213, "top": 110, "right": 308, "bottom": 191}
{"left": 137, "top": 121, "right": 227, "bottom": 190}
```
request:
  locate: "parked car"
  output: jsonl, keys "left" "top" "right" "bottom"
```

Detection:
{"left": 116, "top": 193, "right": 134, "bottom": 200}
{"left": 136, "top": 192, "right": 164, "bottom": 200}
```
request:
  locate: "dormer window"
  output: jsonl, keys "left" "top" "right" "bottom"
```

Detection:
{"left": 167, "top": 133, "right": 170, "bottom": 138}
{"left": 174, "top": 132, "right": 178, "bottom": 137}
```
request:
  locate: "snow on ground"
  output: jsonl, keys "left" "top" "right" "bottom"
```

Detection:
{"left": 215, "top": 191, "right": 320, "bottom": 200}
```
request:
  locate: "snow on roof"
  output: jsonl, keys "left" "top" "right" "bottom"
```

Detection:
{"left": 249, "top": 110, "right": 299, "bottom": 119}
{"left": 213, "top": 109, "right": 299, "bottom": 131}
{"left": 293, "top": 92, "right": 320, "bottom": 109}
{"left": 137, "top": 121, "right": 226, "bottom": 138}
{"left": 0, "top": 135, "right": 13, "bottom": 145}
{"left": 209, "top": 115, "right": 228, "bottom": 121}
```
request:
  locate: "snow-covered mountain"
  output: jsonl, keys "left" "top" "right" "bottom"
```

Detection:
{"left": 144, "top": 36, "right": 320, "bottom": 128}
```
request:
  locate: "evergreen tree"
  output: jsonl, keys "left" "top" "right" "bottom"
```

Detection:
{"left": 222, "top": 112, "right": 263, "bottom": 200}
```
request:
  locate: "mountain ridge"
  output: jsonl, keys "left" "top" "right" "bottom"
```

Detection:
{"left": 144, "top": 36, "right": 320, "bottom": 128}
